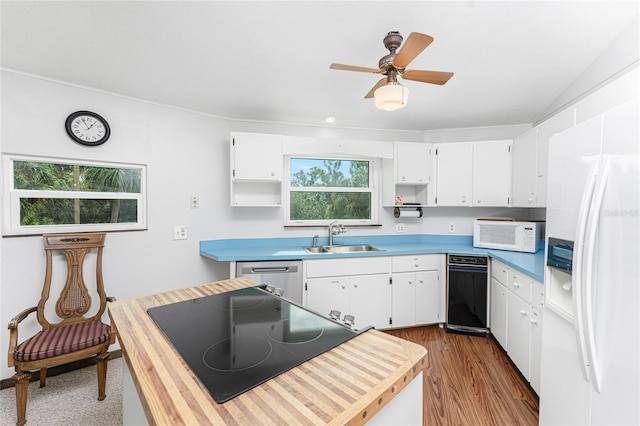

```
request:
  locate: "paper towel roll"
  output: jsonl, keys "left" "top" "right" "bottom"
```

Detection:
{"left": 394, "top": 207, "right": 423, "bottom": 218}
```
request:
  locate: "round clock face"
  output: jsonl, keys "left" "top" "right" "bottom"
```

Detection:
{"left": 65, "top": 111, "right": 110, "bottom": 146}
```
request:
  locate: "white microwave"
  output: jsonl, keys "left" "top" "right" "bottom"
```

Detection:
{"left": 473, "top": 219, "right": 544, "bottom": 253}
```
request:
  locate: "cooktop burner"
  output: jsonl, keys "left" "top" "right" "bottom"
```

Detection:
{"left": 147, "top": 286, "right": 367, "bottom": 403}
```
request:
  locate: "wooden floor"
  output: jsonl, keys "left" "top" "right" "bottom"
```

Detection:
{"left": 385, "top": 325, "right": 539, "bottom": 425}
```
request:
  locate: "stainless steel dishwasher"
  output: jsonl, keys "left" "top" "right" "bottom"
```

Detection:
{"left": 236, "top": 260, "right": 303, "bottom": 304}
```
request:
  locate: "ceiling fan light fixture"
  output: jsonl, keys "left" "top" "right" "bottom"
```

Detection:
{"left": 374, "top": 83, "right": 409, "bottom": 111}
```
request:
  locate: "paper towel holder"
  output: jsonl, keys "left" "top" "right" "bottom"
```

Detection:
{"left": 394, "top": 206, "right": 423, "bottom": 218}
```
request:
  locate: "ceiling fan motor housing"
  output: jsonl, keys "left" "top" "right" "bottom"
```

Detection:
{"left": 379, "top": 31, "right": 403, "bottom": 72}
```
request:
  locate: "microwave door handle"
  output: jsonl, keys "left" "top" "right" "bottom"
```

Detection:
{"left": 583, "top": 158, "right": 609, "bottom": 394}
{"left": 573, "top": 158, "right": 600, "bottom": 384}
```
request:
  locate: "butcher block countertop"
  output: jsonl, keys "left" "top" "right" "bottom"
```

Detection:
{"left": 108, "top": 277, "right": 427, "bottom": 425}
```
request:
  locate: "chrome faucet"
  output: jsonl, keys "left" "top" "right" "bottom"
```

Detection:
{"left": 312, "top": 235, "right": 319, "bottom": 247}
{"left": 328, "top": 221, "right": 347, "bottom": 246}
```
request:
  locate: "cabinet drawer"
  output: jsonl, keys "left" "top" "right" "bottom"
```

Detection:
{"left": 491, "top": 260, "right": 509, "bottom": 285}
{"left": 305, "top": 257, "right": 391, "bottom": 278}
{"left": 508, "top": 270, "right": 533, "bottom": 304}
{"left": 392, "top": 255, "right": 440, "bottom": 272}
{"left": 531, "top": 280, "right": 545, "bottom": 310}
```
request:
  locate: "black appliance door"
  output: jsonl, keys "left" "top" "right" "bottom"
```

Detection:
{"left": 447, "top": 265, "right": 488, "bottom": 335}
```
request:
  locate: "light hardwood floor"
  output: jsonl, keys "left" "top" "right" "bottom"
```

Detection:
{"left": 385, "top": 325, "right": 539, "bottom": 425}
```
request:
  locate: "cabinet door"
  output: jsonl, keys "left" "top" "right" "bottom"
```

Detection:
{"left": 231, "top": 132, "right": 283, "bottom": 181}
{"left": 305, "top": 277, "right": 349, "bottom": 318}
{"left": 350, "top": 274, "right": 391, "bottom": 330}
{"left": 529, "top": 307, "right": 543, "bottom": 395}
{"left": 472, "top": 140, "right": 512, "bottom": 206}
{"left": 512, "top": 129, "right": 538, "bottom": 207}
{"left": 507, "top": 292, "right": 531, "bottom": 380}
{"left": 395, "top": 142, "right": 432, "bottom": 184}
{"left": 415, "top": 270, "right": 440, "bottom": 325}
{"left": 434, "top": 143, "right": 473, "bottom": 206}
{"left": 490, "top": 277, "right": 508, "bottom": 349}
{"left": 391, "top": 272, "right": 416, "bottom": 328}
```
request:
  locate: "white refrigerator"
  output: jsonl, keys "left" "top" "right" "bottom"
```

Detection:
{"left": 540, "top": 97, "right": 639, "bottom": 425}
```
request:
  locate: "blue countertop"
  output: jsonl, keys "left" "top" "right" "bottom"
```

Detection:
{"left": 200, "top": 234, "right": 545, "bottom": 282}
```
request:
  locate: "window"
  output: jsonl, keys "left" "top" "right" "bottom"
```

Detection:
{"left": 284, "top": 156, "right": 378, "bottom": 226}
{"left": 3, "top": 155, "right": 147, "bottom": 236}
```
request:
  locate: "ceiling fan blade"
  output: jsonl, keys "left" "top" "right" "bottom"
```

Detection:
{"left": 393, "top": 32, "right": 434, "bottom": 69}
{"left": 402, "top": 70, "right": 454, "bottom": 85}
{"left": 330, "top": 63, "right": 381, "bottom": 74}
{"left": 364, "top": 78, "right": 387, "bottom": 98}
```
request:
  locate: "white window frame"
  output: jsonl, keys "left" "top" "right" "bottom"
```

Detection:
{"left": 284, "top": 155, "right": 379, "bottom": 226}
{"left": 2, "top": 154, "right": 147, "bottom": 236}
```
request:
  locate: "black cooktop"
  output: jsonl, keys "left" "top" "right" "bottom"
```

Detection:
{"left": 147, "top": 286, "right": 366, "bottom": 403}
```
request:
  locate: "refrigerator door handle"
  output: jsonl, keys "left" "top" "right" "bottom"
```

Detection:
{"left": 573, "top": 158, "right": 600, "bottom": 383}
{"left": 583, "top": 157, "right": 610, "bottom": 394}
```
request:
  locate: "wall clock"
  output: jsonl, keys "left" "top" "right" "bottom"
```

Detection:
{"left": 65, "top": 111, "right": 110, "bottom": 146}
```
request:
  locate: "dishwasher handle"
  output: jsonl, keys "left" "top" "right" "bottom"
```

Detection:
{"left": 249, "top": 267, "right": 293, "bottom": 274}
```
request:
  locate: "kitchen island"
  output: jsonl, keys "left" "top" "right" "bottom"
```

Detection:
{"left": 108, "top": 277, "right": 427, "bottom": 425}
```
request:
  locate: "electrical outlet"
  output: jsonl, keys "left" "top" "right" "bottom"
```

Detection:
{"left": 190, "top": 195, "right": 199, "bottom": 209}
{"left": 396, "top": 223, "right": 405, "bottom": 233}
{"left": 173, "top": 226, "right": 188, "bottom": 240}
{"left": 449, "top": 222, "right": 456, "bottom": 233}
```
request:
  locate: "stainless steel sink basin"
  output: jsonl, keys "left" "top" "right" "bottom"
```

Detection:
{"left": 325, "top": 244, "right": 384, "bottom": 253}
{"left": 303, "top": 246, "right": 331, "bottom": 254}
{"left": 303, "top": 244, "right": 384, "bottom": 254}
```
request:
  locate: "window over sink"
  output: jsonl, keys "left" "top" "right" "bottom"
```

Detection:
{"left": 284, "top": 156, "right": 378, "bottom": 226}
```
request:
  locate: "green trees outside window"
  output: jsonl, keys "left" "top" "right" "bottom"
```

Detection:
{"left": 4, "top": 156, "right": 146, "bottom": 235}
{"left": 289, "top": 158, "right": 372, "bottom": 221}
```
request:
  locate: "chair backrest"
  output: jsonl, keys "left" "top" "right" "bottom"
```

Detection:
{"left": 37, "top": 233, "right": 108, "bottom": 329}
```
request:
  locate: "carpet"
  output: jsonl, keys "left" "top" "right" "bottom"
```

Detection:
{"left": 0, "top": 358, "right": 123, "bottom": 426}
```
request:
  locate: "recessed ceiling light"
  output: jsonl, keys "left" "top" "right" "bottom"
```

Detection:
{"left": 322, "top": 115, "right": 337, "bottom": 124}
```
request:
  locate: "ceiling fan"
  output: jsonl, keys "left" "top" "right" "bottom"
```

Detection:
{"left": 330, "top": 31, "right": 454, "bottom": 111}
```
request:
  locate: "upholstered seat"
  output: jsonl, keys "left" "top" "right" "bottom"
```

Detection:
{"left": 7, "top": 232, "right": 116, "bottom": 426}
{"left": 14, "top": 321, "right": 111, "bottom": 363}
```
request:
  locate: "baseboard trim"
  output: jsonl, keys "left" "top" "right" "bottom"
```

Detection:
{"left": 0, "top": 349, "right": 122, "bottom": 390}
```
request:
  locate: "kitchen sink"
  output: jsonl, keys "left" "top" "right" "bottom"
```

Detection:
{"left": 303, "top": 246, "right": 331, "bottom": 254}
{"left": 304, "top": 244, "right": 384, "bottom": 254}
{"left": 325, "top": 244, "right": 384, "bottom": 253}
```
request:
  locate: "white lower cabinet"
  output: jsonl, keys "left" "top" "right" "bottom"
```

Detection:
{"left": 507, "top": 291, "right": 531, "bottom": 380}
{"left": 304, "top": 254, "right": 443, "bottom": 331}
{"left": 305, "top": 258, "right": 391, "bottom": 330}
{"left": 490, "top": 259, "right": 544, "bottom": 394}
{"left": 490, "top": 277, "right": 508, "bottom": 348}
{"left": 529, "top": 307, "right": 543, "bottom": 395}
{"left": 391, "top": 255, "right": 441, "bottom": 328}
{"left": 392, "top": 270, "right": 440, "bottom": 328}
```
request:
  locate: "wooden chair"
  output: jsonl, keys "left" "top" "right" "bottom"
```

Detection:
{"left": 7, "top": 233, "right": 116, "bottom": 426}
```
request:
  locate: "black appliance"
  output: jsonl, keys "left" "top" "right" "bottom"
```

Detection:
{"left": 446, "top": 254, "right": 488, "bottom": 336}
{"left": 147, "top": 286, "right": 368, "bottom": 403}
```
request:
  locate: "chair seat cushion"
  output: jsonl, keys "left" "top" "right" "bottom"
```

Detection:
{"left": 15, "top": 321, "right": 111, "bottom": 362}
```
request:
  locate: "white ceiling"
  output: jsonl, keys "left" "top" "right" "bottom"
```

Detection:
{"left": 1, "top": 1, "right": 638, "bottom": 131}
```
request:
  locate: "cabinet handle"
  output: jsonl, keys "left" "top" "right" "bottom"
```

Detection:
{"left": 520, "top": 310, "right": 528, "bottom": 316}
{"left": 341, "top": 285, "right": 346, "bottom": 289}
{"left": 408, "top": 280, "right": 413, "bottom": 285}
{"left": 353, "top": 283, "right": 358, "bottom": 288}
{"left": 477, "top": 199, "right": 481, "bottom": 204}
{"left": 512, "top": 283, "right": 520, "bottom": 288}
{"left": 530, "top": 319, "right": 538, "bottom": 325}
{"left": 331, "top": 280, "right": 340, "bottom": 283}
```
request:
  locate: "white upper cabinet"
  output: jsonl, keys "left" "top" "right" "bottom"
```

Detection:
{"left": 472, "top": 140, "right": 512, "bottom": 207}
{"left": 231, "top": 132, "right": 283, "bottom": 181}
{"left": 395, "top": 142, "right": 432, "bottom": 184}
{"left": 512, "top": 128, "right": 539, "bottom": 207}
{"left": 435, "top": 140, "right": 512, "bottom": 207}
{"left": 434, "top": 142, "right": 473, "bottom": 206}
{"left": 230, "top": 132, "right": 283, "bottom": 206}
